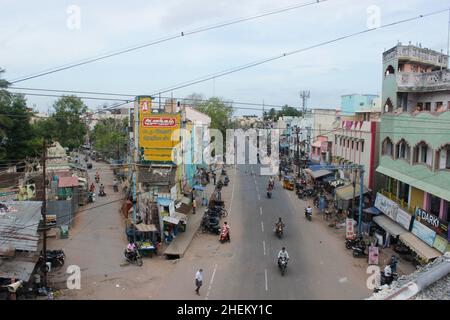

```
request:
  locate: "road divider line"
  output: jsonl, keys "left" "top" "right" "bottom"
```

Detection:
{"left": 205, "top": 263, "right": 218, "bottom": 300}
{"left": 265, "top": 269, "right": 268, "bottom": 291}
{"left": 263, "top": 240, "right": 266, "bottom": 256}
{"left": 260, "top": 207, "right": 263, "bottom": 215}
{"left": 261, "top": 221, "right": 264, "bottom": 232}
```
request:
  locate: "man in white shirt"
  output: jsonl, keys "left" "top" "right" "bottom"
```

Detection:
{"left": 195, "top": 269, "right": 203, "bottom": 295}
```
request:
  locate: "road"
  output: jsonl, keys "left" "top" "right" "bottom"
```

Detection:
{"left": 154, "top": 163, "right": 372, "bottom": 300}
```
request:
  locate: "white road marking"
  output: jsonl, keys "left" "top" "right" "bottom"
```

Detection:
{"left": 205, "top": 263, "right": 218, "bottom": 300}
{"left": 262, "top": 240, "right": 266, "bottom": 255}
{"left": 258, "top": 193, "right": 261, "bottom": 201}
{"left": 261, "top": 221, "right": 264, "bottom": 232}
{"left": 229, "top": 166, "right": 236, "bottom": 216}
{"left": 259, "top": 207, "right": 263, "bottom": 215}
{"left": 265, "top": 269, "right": 268, "bottom": 291}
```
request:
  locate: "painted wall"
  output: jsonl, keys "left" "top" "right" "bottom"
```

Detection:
{"left": 341, "top": 94, "right": 378, "bottom": 116}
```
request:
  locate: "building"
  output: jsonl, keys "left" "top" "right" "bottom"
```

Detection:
{"left": 333, "top": 94, "right": 381, "bottom": 190}
{"left": 374, "top": 43, "right": 450, "bottom": 259}
{"left": 311, "top": 108, "right": 339, "bottom": 164}
{"left": 276, "top": 113, "right": 313, "bottom": 159}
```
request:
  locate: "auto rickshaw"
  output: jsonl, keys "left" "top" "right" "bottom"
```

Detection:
{"left": 283, "top": 176, "right": 295, "bottom": 190}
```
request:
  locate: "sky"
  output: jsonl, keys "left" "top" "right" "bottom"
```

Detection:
{"left": 0, "top": 0, "right": 449, "bottom": 116}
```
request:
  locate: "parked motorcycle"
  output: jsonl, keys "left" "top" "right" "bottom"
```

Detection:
{"left": 224, "top": 176, "right": 230, "bottom": 186}
{"left": 124, "top": 249, "right": 143, "bottom": 266}
{"left": 352, "top": 244, "right": 367, "bottom": 258}
{"left": 278, "top": 257, "right": 288, "bottom": 276}
{"left": 201, "top": 217, "right": 221, "bottom": 235}
{"left": 345, "top": 235, "right": 365, "bottom": 249}
{"left": 40, "top": 249, "right": 65, "bottom": 271}
{"left": 380, "top": 271, "right": 398, "bottom": 286}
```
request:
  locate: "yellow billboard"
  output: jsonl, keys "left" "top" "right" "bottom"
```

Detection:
{"left": 138, "top": 97, "right": 180, "bottom": 162}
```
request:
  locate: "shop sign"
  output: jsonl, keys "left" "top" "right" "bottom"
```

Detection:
{"left": 411, "top": 219, "right": 437, "bottom": 247}
{"left": 414, "top": 207, "right": 448, "bottom": 238}
{"left": 346, "top": 218, "right": 355, "bottom": 239}
{"left": 432, "top": 235, "right": 448, "bottom": 254}
{"left": 375, "top": 193, "right": 398, "bottom": 221}
{"left": 396, "top": 208, "right": 413, "bottom": 231}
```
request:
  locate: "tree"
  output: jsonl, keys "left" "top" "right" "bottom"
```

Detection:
{"left": 195, "top": 97, "right": 234, "bottom": 134}
{"left": 0, "top": 69, "right": 41, "bottom": 162}
{"left": 91, "top": 117, "right": 128, "bottom": 160}
{"left": 50, "top": 95, "right": 88, "bottom": 150}
{"left": 276, "top": 105, "right": 302, "bottom": 120}
{"left": 183, "top": 93, "right": 204, "bottom": 109}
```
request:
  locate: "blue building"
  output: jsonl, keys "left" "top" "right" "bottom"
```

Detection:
{"left": 341, "top": 94, "right": 379, "bottom": 116}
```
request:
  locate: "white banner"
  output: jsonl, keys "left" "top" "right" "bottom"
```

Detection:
{"left": 375, "top": 193, "right": 398, "bottom": 221}
{"left": 396, "top": 208, "right": 412, "bottom": 230}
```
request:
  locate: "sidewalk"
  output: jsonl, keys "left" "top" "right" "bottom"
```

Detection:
{"left": 163, "top": 166, "right": 222, "bottom": 258}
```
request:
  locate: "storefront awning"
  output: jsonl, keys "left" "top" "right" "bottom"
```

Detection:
{"left": 135, "top": 223, "right": 158, "bottom": 232}
{"left": 335, "top": 184, "right": 369, "bottom": 201}
{"left": 373, "top": 215, "right": 407, "bottom": 237}
{"left": 399, "top": 232, "right": 442, "bottom": 262}
{"left": 309, "top": 169, "right": 333, "bottom": 179}
{"left": 163, "top": 216, "right": 180, "bottom": 225}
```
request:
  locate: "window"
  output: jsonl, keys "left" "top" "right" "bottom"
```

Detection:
{"left": 382, "top": 137, "right": 393, "bottom": 157}
{"left": 356, "top": 141, "right": 359, "bottom": 151}
{"left": 437, "top": 145, "right": 450, "bottom": 169}
{"left": 396, "top": 139, "right": 410, "bottom": 161}
{"left": 424, "top": 102, "right": 431, "bottom": 111}
{"left": 413, "top": 141, "right": 432, "bottom": 166}
{"left": 347, "top": 139, "right": 350, "bottom": 148}
{"left": 398, "top": 182, "right": 409, "bottom": 204}
{"left": 385, "top": 65, "right": 395, "bottom": 75}
{"left": 335, "top": 136, "right": 337, "bottom": 145}
{"left": 361, "top": 141, "right": 364, "bottom": 153}
{"left": 447, "top": 149, "right": 450, "bottom": 169}
{"left": 351, "top": 140, "right": 354, "bottom": 150}
{"left": 416, "top": 102, "right": 423, "bottom": 111}
{"left": 340, "top": 137, "right": 343, "bottom": 146}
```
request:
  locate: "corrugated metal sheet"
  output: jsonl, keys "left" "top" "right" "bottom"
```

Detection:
{"left": 58, "top": 176, "right": 79, "bottom": 188}
{"left": 0, "top": 201, "right": 42, "bottom": 252}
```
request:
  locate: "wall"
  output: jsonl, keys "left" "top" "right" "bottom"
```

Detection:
{"left": 405, "top": 91, "right": 450, "bottom": 112}
{"left": 341, "top": 94, "right": 378, "bottom": 115}
{"left": 410, "top": 186, "right": 424, "bottom": 209}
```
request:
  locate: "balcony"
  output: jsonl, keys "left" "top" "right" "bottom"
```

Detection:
{"left": 380, "top": 189, "right": 415, "bottom": 214}
{"left": 397, "top": 70, "right": 450, "bottom": 92}
{"left": 384, "top": 45, "right": 448, "bottom": 67}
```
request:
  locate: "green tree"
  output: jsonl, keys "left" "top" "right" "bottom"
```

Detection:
{"left": 195, "top": 97, "right": 234, "bottom": 134}
{"left": 91, "top": 117, "right": 127, "bottom": 159}
{"left": 50, "top": 95, "right": 88, "bottom": 150}
{"left": 276, "top": 105, "right": 302, "bottom": 120}
{"left": 0, "top": 69, "right": 42, "bottom": 162}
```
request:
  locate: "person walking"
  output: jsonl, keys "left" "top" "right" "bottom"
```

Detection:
{"left": 195, "top": 269, "right": 203, "bottom": 295}
{"left": 192, "top": 198, "right": 197, "bottom": 214}
{"left": 390, "top": 255, "right": 398, "bottom": 274}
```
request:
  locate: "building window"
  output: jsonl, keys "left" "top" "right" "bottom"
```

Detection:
{"left": 351, "top": 140, "right": 354, "bottom": 150}
{"left": 429, "top": 194, "right": 441, "bottom": 217}
{"left": 424, "top": 102, "right": 431, "bottom": 111}
{"left": 446, "top": 200, "right": 450, "bottom": 223}
{"left": 382, "top": 137, "right": 393, "bottom": 157}
{"left": 436, "top": 101, "right": 443, "bottom": 112}
{"left": 437, "top": 144, "right": 450, "bottom": 169}
{"left": 347, "top": 139, "right": 350, "bottom": 148}
{"left": 385, "top": 65, "right": 395, "bottom": 76}
{"left": 356, "top": 141, "right": 359, "bottom": 151}
{"left": 361, "top": 140, "right": 364, "bottom": 153}
{"left": 395, "top": 139, "right": 410, "bottom": 161}
{"left": 413, "top": 141, "right": 432, "bottom": 166}
{"left": 335, "top": 136, "right": 338, "bottom": 145}
{"left": 340, "top": 137, "right": 343, "bottom": 146}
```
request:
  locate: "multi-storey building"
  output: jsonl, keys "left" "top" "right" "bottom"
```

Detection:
{"left": 333, "top": 94, "right": 381, "bottom": 190}
{"left": 310, "top": 108, "right": 339, "bottom": 164}
{"left": 375, "top": 43, "right": 450, "bottom": 258}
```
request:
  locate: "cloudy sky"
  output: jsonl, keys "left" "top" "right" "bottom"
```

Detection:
{"left": 1, "top": 0, "right": 449, "bottom": 115}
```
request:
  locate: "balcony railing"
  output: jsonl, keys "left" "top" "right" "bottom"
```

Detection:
{"left": 380, "top": 189, "right": 415, "bottom": 214}
{"left": 397, "top": 70, "right": 450, "bottom": 91}
{"left": 384, "top": 45, "right": 448, "bottom": 66}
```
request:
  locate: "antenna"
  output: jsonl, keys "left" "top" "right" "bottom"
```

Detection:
{"left": 300, "top": 90, "right": 310, "bottom": 114}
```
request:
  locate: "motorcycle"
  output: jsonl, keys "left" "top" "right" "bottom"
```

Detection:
{"left": 113, "top": 185, "right": 119, "bottom": 192}
{"left": 88, "top": 192, "right": 95, "bottom": 203}
{"left": 95, "top": 176, "right": 100, "bottom": 183}
{"left": 201, "top": 216, "right": 221, "bottom": 235}
{"left": 278, "top": 257, "right": 288, "bottom": 276}
{"left": 352, "top": 244, "right": 367, "bottom": 258}
{"left": 380, "top": 271, "right": 398, "bottom": 286}
{"left": 124, "top": 249, "right": 143, "bottom": 266}
{"left": 40, "top": 249, "right": 65, "bottom": 271}
{"left": 219, "top": 227, "right": 230, "bottom": 243}
{"left": 267, "top": 188, "right": 272, "bottom": 198}
{"left": 304, "top": 208, "right": 312, "bottom": 221}
{"left": 275, "top": 225, "right": 283, "bottom": 239}
{"left": 345, "top": 235, "right": 365, "bottom": 249}
{"left": 224, "top": 176, "right": 230, "bottom": 186}
{"left": 99, "top": 190, "right": 106, "bottom": 197}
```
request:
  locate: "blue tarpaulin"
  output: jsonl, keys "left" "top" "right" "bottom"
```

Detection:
{"left": 157, "top": 197, "right": 173, "bottom": 207}
{"left": 192, "top": 185, "right": 205, "bottom": 191}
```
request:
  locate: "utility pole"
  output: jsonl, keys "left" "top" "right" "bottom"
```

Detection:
{"left": 352, "top": 165, "right": 357, "bottom": 218}
{"left": 295, "top": 127, "right": 300, "bottom": 178}
{"left": 41, "top": 140, "right": 47, "bottom": 288}
{"left": 300, "top": 90, "right": 310, "bottom": 114}
{"left": 358, "top": 165, "right": 365, "bottom": 235}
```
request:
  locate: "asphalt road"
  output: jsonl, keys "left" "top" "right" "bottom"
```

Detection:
{"left": 201, "top": 163, "right": 372, "bottom": 300}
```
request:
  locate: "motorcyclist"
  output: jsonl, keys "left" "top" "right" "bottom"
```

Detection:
{"left": 305, "top": 205, "right": 313, "bottom": 217}
{"left": 126, "top": 242, "right": 137, "bottom": 260}
{"left": 269, "top": 177, "right": 274, "bottom": 188}
{"left": 275, "top": 217, "right": 284, "bottom": 231}
{"left": 221, "top": 221, "right": 230, "bottom": 241}
{"left": 99, "top": 184, "right": 105, "bottom": 196}
{"left": 89, "top": 183, "right": 95, "bottom": 193}
{"left": 277, "top": 247, "right": 289, "bottom": 267}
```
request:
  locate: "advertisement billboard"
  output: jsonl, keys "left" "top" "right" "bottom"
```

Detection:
{"left": 411, "top": 219, "right": 437, "bottom": 247}
{"left": 374, "top": 193, "right": 398, "bottom": 221}
{"left": 138, "top": 97, "right": 180, "bottom": 162}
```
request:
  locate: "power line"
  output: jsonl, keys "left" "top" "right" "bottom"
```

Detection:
{"left": 146, "top": 8, "right": 450, "bottom": 96}
{"left": 9, "top": 0, "right": 330, "bottom": 83}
